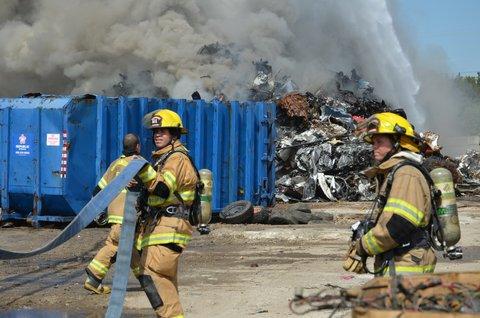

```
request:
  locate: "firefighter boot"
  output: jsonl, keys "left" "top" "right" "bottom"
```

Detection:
{"left": 84, "top": 270, "right": 111, "bottom": 294}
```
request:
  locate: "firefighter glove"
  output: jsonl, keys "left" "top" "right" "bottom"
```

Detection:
{"left": 343, "top": 243, "right": 366, "bottom": 274}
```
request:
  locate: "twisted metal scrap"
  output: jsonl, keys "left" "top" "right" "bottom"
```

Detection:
{"left": 290, "top": 279, "right": 480, "bottom": 316}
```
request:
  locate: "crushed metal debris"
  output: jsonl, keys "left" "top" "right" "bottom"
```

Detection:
{"left": 244, "top": 63, "right": 478, "bottom": 204}
{"left": 271, "top": 70, "right": 384, "bottom": 203}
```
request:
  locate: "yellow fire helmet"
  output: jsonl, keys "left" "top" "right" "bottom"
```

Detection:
{"left": 142, "top": 109, "right": 188, "bottom": 134}
{"left": 359, "top": 112, "right": 420, "bottom": 153}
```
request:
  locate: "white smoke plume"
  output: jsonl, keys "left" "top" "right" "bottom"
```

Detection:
{"left": 388, "top": 1, "right": 476, "bottom": 156}
{"left": 0, "top": 0, "right": 423, "bottom": 122}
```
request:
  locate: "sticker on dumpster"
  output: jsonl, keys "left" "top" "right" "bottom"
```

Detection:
{"left": 12, "top": 133, "right": 33, "bottom": 156}
{"left": 46, "top": 133, "right": 61, "bottom": 146}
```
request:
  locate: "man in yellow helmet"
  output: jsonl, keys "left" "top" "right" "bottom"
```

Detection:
{"left": 344, "top": 112, "right": 436, "bottom": 276}
{"left": 136, "top": 109, "right": 199, "bottom": 318}
{"left": 84, "top": 134, "right": 157, "bottom": 294}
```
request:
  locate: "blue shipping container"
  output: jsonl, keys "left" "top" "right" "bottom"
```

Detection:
{"left": 0, "top": 95, "right": 276, "bottom": 224}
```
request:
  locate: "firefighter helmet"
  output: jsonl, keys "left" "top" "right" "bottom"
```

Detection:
{"left": 359, "top": 112, "right": 420, "bottom": 153}
{"left": 143, "top": 109, "right": 187, "bottom": 134}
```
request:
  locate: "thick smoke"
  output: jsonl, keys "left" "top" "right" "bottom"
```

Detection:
{"left": 0, "top": 0, "right": 421, "bottom": 121}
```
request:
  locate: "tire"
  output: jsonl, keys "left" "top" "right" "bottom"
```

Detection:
{"left": 220, "top": 200, "right": 254, "bottom": 224}
{"left": 287, "top": 203, "right": 311, "bottom": 214}
{"left": 268, "top": 211, "right": 297, "bottom": 225}
{"left": 290, "top": 210, "right": 312, "bottom": 224}
{"left": 251, "top": 208, "right": 270, "bottom": 224}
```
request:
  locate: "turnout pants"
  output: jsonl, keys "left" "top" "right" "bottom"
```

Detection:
{"left": 139, "top": 244, "right": 184, "bottom": 318}
{"left": 87, "top": 223, "right": 141, "bottom": 280}
{"left": 374, "top": 247, "right": 437, "bottom": 276}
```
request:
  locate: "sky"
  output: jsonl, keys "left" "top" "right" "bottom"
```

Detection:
{"left": 394, "top": 0, "right": 480, "bottom": 75}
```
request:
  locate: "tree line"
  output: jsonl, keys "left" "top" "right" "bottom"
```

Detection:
{"left": 455, "top": 73, "right": 480, "bottom": 135}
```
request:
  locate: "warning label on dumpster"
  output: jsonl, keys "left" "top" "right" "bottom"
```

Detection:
{"left": 12, "top": 133, "right": 34, "bottom": 156}
{"left": 46, "top": 133, "right": 60, "bottom": 146}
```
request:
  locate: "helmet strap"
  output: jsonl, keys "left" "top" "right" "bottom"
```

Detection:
{"left": 169, "top": 129, "right": 179, "bottom": 151}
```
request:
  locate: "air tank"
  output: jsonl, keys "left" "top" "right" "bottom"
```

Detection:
{"left": 198, "top": 169, "right": 212, "bottom": 226}
{"left": 430, "top": 167, "right": 461, "bottom": 246}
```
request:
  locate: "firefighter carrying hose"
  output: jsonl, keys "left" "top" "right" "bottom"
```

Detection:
{"left": 84, "top": 134, "right": 157, "bottom": 294}
{"left": 135, "top": 109, "right": 201, "bottom": 318}
{"left": 343, "top": 112, "right": 437, "bottom": 276}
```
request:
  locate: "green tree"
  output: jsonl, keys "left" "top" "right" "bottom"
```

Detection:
{"left": 455, "top": 73, "right": 480, "bottom": 135}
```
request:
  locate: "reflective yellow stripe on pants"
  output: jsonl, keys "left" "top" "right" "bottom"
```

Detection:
{"left": 108, "top": 215, "right": 124, "bottom": 224}
{"left": 382, "top": 264, "right": 435, "bottom": 276}
{"left": 139, "top": 232, "right": 192, "bottom": 249}
{"left": 89, "top": 259, "right": 109, "bottom": 276}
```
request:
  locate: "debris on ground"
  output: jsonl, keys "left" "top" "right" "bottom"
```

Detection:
{"left": 219, "top": 202, "right": 334, "bottom": 225}
{"left": 269, "top": 203, "right": 312, "bottom": 225}
{"left": 290, "top": 272, "right": 480, "bottom": 316}
{"left": 251, "top": 206, "right": 270, "bottom": 224}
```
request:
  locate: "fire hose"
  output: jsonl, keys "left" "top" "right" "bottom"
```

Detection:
{"left": 0, "top": 157, "right": 148, "bottom": 318}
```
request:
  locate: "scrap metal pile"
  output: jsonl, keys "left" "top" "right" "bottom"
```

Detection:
{"left": 246, "top": 60, "right": 480, "bottom": 202}
{"left": 457, "top": 150, "right": 480, "bottom": 196}
{"left": 290, "top": 276, "right": 480, "bottom": 316}
{"left": 265, "top": 68, "right": 391, "bottom": 203}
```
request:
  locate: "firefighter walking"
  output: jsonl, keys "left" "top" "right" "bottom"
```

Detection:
{"left": 344, "top": 112, "right": 437, "bottom": 276}
{"left": 84, "top": 134, "right": 157, "bottom": 294}
{"left": 136, "top": 109, "right": 200, "bottom": 318}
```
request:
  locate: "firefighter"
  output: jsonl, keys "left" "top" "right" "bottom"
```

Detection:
{"left": 84, "top": 134, "right": 157, "bottom": 294}
{"left": 136, "top": 109, "right": 199, "bottom": 318}
{"left": 344, "top": 112, "right": 436, "bottom": 276}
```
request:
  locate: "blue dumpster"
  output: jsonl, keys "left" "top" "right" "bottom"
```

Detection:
{"left": 0, "top": 95, "right": 276, "bottom": 224}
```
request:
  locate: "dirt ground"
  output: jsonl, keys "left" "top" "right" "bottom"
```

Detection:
{"left": 1, "top": 200, "right": 480, "bottom": 317}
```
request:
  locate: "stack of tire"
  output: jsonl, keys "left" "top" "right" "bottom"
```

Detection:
{"left": 220, "top": 202, "right": 332, "bottom": 225}
{"left": 219, "top": 200, "right": 269, "bottom": 224}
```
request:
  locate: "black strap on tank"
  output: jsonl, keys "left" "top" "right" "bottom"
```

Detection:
{"left": 384, "top": 159, "right": 434, "bottom": 195}
{"left": 153, "top": 149, "right": 201, "bottom": 180}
